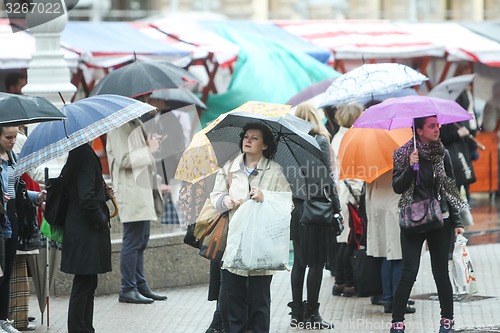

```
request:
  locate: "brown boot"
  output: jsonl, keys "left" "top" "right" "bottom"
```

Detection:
{"left": 304, "top": 302, "right": 334, "bottom": 329}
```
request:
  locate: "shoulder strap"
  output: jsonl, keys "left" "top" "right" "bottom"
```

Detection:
{"left": 226, "top": 159, "right": 235, "bottom": 190}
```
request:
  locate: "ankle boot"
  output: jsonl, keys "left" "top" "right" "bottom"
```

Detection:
{"left": 304, "top": 302, "right": 334, "bottom": 329}
{"left": 332, "top": 283, "right": 344, "bottom": 296}
{"left": 390, "top": 322, "right": 405, "bottom": 333}
{"left": 287, "top": 301, "right": 305, "bottom": 327}
{"left": 439, "top": 318, "right": 454, "bottom": 333}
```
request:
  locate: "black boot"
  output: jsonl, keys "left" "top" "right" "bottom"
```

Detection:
{"left": 304, "top": 302, "right": 334, "bottom": 329}
{"left": 287, "top": 301, "right": 305, "bottom": 327}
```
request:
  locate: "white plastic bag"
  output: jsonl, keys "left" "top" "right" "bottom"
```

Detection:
{"left": 223, "top": 190, "right": 292, "bottom": 271}
{"left": 450, "top": 234, "right": 478, "bottom": 295}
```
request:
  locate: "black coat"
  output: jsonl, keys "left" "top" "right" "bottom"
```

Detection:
{"left": 60, "top": 144, "right": 112, "bottom": 275}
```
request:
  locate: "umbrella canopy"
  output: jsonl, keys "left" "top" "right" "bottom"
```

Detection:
{"left": 353, "top": 95, "right": 474, "bottom": 130}
{"left": 338, "top": 128, "right": 412, "bottom": 183}
{"left": 174, "top": 101, "right": 291, "bottom": 184}
{"left": 0, "top": 92, "right": 66, "bottom": 126}
{"left": 320, "top": 63, "right": 428, "bottom": 108}
{"left": 15, "top": 95, "right": 154, "bottom": 177}
{"left": 286, "top": 78, "right": 336, "bottom": 107}
{"left": 206, "top": 112, "right": 330, "bottom": 200}
{"left": 149, "top": 88, "right": 206, "bottom": 110}
{"left": 89, "top": 61, "right": 200, "bottom": 98}
{"left": 428, "top": 74, "right": 475, "bottom": 101}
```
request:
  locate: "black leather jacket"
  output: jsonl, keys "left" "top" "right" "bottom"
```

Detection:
{"left": 392, "top": 150, "right": 463, "bottom": 228}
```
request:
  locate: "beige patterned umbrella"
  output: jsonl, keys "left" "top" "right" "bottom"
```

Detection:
{"left": 174, "top": 101, "right": 291, "bottom": 183}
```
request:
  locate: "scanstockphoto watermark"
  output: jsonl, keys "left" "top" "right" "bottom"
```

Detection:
{"left": 3, "top": 0, "right": 79, "bottom": 32}
{"left": 291, "top": 318, "right": 426, "bottom": 331}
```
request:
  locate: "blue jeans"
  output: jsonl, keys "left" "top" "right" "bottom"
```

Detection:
{"left": 120, "top": 221, "right": 150, "bottom": 292}
{"left": 392, "top": 219, "right": 454, "bottom": 322}
{"left": 381, "top": 258, "right": 402, "bottom": 305}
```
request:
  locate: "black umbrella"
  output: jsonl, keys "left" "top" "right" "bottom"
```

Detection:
{"left": 89, "top": 61, "right": 200, "bottom": 98}
{"left": 149, "top": 88, "right": 207, "bottom": 110}
{"left": 205, "top": 112, "right": 333, "bottom": 200}
{"left": 0, "top": 93, "right": 65, "bottom": 126}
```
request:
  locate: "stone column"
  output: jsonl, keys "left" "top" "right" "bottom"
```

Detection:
{"left": 22, "top": 1, "right": 76, "bottom": 180}
{"left": 22, "top": 0, "right": 76, "bottom": 108}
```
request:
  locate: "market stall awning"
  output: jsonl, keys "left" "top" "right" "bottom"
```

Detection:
{"left": 150, "top": 18, "right": 239, "bottom": 68}
{"left": 202, "top": 20, "right": 332, "bottom": 64}
{"left": 274, "top": 20, "right": 445, "bottom": 61}
{"left": 61, "top": 21, "right": 191, "bottom": 68}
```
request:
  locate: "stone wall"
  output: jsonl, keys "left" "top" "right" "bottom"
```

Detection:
{"left": 43, "top": 232, "right": 211, "bottom": 297}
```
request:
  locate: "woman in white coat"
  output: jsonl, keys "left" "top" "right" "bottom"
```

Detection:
{"left": 330, "top": 102, "right": 364, "bottom": 297}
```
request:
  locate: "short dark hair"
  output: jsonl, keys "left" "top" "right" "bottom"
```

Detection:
{"left": 413, "top": 116, "right": 437, "bottom": 136}
{"left": 4, "top": 72, "right": 26, "bottom": 91}
{"left": 239, "top": 122, "right": 276, "bottom": 159}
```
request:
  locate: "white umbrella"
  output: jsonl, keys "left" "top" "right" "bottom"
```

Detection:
{"left": 319, "top": 63, "right": 428, "bottom": 108}
{"left": 428, "top": 74, "right": 475, "bottom": 101}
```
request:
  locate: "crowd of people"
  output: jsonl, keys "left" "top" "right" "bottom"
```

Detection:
{"left": 0, "top": 60, "right": 498, "bottom": 333}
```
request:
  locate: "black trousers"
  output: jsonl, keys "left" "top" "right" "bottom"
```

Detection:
{"left": 0, "top": 201, "right": 18, "bottom": 319}
{"left": 68, "top": 274, "right": 98, "bottom": 333}
{"left": 392, "top": 219, "right": 454, "bottom": 322}
{"left": 220, "top": 269, "right": 272, "bottom": 333}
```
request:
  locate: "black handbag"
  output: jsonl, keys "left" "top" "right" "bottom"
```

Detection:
{"left": 44, "top": 167, "right": 69, "bottom": 227}
{"left": 15, "top": 179, "right": 41, "bottom": 251}
{"left": 351, "top": 247, "right": 383, "bottom": 297}
{"left": 300, "top": 188, "right": 344, "bottom": 236}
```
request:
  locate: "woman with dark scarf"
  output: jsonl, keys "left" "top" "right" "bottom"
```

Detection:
{"left": 389, "top": 116, "right": 467, "bottom": 333}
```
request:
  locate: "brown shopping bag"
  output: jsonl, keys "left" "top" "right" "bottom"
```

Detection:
{"left": 198, "top": 212, "right": 229, "bottom": 261}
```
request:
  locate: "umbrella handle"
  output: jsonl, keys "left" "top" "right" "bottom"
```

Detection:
{"left": 110, "top": 197, "right": 119, "bottom": 218}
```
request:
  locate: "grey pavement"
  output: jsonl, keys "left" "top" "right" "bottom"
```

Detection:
{"left": 27, "top": 241, "right": 500, "bottom": 333}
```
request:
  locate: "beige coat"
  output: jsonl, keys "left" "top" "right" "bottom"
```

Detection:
{"left": 210, "top": 153, "right": 291, "bottom": 276}
{"left": 366, "top": 171, "right": 402, "bottom": 260}
{"left": 106, "top": 119, "right": 163, "bottom": 223}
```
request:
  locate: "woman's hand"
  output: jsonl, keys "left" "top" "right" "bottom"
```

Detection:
{"left": 223, "top": 196, "right": 241, "bottom": 209}
{"left": 249, "top": 187, "right": 264, "bottom": 202}
{"left": 37, "top": 190, "right": 47, "bottom": 204}
{"left": 105, "top": 184, "right": 115, "bottom": 199}
{"left": 455, "top": 227, "right": 465, "bottom": 236}
{"left": 409, "top": 149, "right": 419, "bottom": 167}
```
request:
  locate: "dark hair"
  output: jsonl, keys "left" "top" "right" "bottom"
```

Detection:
{"left": 4, "top": 72, "right": 26, "bottom": 91}
{"left": 413, "top": 116, "right": 437, "bottom": 136}
{"left": 239, "top": 122, "right": 277, "bottom": 159}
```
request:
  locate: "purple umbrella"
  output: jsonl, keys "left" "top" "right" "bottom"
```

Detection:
{"left": 353, "top": 95, "right": 473, "bottom": 130}
{"left": 353, "top": 95, "right": 474, "bottom": 170}
{"left": 286, "top": 78, "right": 336, "bottom": 107}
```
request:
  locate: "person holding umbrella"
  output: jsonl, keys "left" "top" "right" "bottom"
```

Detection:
{"left": 210, "top": 122, "right": 291, "bottom": 333}
{"left": 60, "top": 143, "right": 113, "bottom": 333}
{"left": 106, "top": 118, "right": 166, "bottom": 304}
{"left": 390, "top": 115, "right": 466, "bottom": 333}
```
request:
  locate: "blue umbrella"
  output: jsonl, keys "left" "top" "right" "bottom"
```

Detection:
{"left": 15, "top": 94, "right": 154, "bottom": 177}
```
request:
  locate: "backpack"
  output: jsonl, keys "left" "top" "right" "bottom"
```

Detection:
{"left": 44, "top": 166, "right": 69, "bottom": 227}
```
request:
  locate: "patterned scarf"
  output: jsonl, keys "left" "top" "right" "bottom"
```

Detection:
{"left": 393, "top": 139, "right": 468, "bottom": 212}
